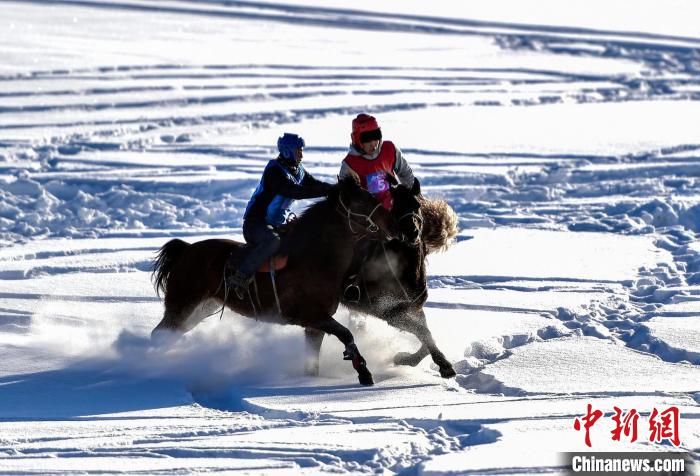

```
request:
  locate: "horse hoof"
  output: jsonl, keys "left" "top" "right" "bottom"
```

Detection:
{"left": 393, "top": 352, "right": 420, "bottom": 367}
{"left": 439, "top": 366, "right": 456, "bottom": 379}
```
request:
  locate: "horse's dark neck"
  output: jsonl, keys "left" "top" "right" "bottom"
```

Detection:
{"left": 394, "top": 241, "right": 426, "bottom": 289}
{"left": 360, "top": 240, "right": 426, "bottom": 305}
{"left": 411, "top": 243, "right": 427, "bottom": 290}
{"left": 285, "top": 198, "right": 356, "bottom": 276}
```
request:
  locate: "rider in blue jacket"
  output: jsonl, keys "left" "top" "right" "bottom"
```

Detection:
{"left": 226, "top": 133, "right": 333, "bottom": 296}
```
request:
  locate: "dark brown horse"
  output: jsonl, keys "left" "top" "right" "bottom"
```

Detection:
{"left": 151, "top": 179, "right": 400, "bottom": 385}
{"left": 308, "top": 181, "right": 458, "bottom": 379}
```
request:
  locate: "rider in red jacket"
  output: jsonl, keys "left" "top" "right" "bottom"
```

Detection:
{"left": 338, "top": 114, "right": 417, "bottom": 210}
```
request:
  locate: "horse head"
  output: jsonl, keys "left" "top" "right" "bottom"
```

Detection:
{"left": 388, "top": 175, "right": 423, "bottom": 246}
{"left": 336, "top": 178, "right": 399, "bottom": 241}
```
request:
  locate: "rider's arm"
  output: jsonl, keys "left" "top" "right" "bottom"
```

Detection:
{"left": 300, "top": 171, "right": 334, "bottom": 197}
{"left": 266, "top": 166, "right": 331, "bottom": 199}
{"left": 338, "top": 160, "right": 360, "bottom": 183}
{"left": 393, "top": 145, "right": 416, "bottom": 187}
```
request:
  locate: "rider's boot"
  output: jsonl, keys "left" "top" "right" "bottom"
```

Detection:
{"left": 226, "top": 269, "right": 253, "bottom": 300}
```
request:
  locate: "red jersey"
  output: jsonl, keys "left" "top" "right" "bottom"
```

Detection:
{"left": 343, "top": 141, "right": 396, "bottom": 209}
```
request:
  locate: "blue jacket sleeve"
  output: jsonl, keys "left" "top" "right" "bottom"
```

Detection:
{"left": 265, "top": 166, "right": 332, "bottom": 199}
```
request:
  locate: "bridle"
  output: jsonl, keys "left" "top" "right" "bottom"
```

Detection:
{"left": 397, "top": 210, "right": 423, "bottom": 242}
{"left": 337, "top": 195, "right": 387, "bottom": 237}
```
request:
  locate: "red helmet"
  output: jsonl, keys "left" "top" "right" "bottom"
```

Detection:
{"left": 351, "top": 114, "right": 381, "bottom": 146}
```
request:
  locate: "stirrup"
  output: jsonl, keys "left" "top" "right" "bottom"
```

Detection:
{"left": 343, "top": 283, "right": 361, "bottom": 303}
{"left": 226, "top": 271, "right": 252, "bottom": 300}
{"left": 343, "top": 274, "right": 361, "bottom": 303}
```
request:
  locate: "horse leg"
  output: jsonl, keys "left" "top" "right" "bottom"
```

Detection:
{"left": 152, "top": 311, "right": 177, "bottom": 334}
{"left": 151, "top": 298, "right": 206, "bottom": 341}
{"left": 389, "top": 308, "right": 456, "bottom": 378}
{"left": 394, "top": 344, "right": 430, "bottom": 367}
{"left": 384, "top": 306, "right": 430, "bottom": 366}
{"left": 313, "top": 317, "right": 374, "bottom": 386}
{"left": 151, "top": 308, "right": 186, "bottom": 342}
{"left": 304, "top": 328, "right": 324, "bottom": 376}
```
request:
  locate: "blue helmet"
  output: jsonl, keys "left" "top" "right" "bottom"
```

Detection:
{"left": 277, "top": 133, "right": 305, "bottom": 161}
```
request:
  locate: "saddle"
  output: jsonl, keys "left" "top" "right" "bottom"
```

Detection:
{"left": 227, "top": 218, "right": 298, "bottom": 274}
{"left": 258, "top": 255, "right": 288, "bottom": 272}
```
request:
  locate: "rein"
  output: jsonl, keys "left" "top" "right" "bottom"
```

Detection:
{"left": 337, "top": 195, "right": 384, "bottom": 236}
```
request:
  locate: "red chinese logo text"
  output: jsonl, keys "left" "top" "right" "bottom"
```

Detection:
{"left": 573, "top": 405, "right": 681, "bottom": 448}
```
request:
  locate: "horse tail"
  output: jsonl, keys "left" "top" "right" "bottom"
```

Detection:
{"left": 151, "top": 238, "right": 190, "bottom": 297}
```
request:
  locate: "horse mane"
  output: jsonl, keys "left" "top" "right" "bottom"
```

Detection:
{"left": 420, "top": 197, "right": 458, "bottom": 254}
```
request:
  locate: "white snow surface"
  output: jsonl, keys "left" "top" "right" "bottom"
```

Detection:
{"left": 1, "top": 1, "right": 699, "bottom": 474}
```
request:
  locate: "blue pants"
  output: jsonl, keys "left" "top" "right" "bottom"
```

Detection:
{"left": 238, "top": 219, "right": 281, "bottom": 277}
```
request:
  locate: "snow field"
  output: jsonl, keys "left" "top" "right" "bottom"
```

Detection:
{"left": 1, "top": 1, "right": 699, "bottom": 473}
